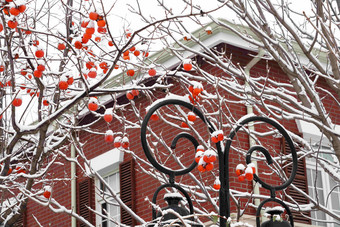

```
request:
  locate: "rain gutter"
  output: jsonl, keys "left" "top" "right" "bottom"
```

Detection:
{"left": 244, "top": 48, "right": 265, "bottom": 210}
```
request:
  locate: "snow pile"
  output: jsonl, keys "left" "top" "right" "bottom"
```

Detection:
{"left": 231, "top": 222, "right": 253, "bottom": 227}
{"left": 264, "top": 206, "right": 285, "bottom": 213}
{"left": 163, "top": 192, "right": 183, "bottom": 200}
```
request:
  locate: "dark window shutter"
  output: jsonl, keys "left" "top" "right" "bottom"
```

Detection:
{"left": 77, "top": 178, "right": 95, "bottom": 227}
{"left": 282, "top": 138, "right": 311, "bottom": 224}
{"left": 120, "top": 159, "right": 136, "bottom": 226}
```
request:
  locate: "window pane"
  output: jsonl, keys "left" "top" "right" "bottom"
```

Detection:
{"left": 307, "top": 169, "right": 315, "bottom": 198}
{"left": 103, "top": 176, "right": 109, "bottom": 192}
{"left": 307, "top": 169, "right": 312, "bottom": 186}
{"left": 311, "top": 210, "right": 327, "bottom": 226}
{"left": 100, "top": 181, "right": 104, "bottom": 191}
{"left": 102, "top": 203, "right": 108, "bottom": 227}
{"left": 109, "top": 204, "right": 120, "bottom": 227}
{"left": 330, "top": 177, "right": 336, "bottom": 188}
{"left": 108, "top": 173, "right": 119, "bottom": 192}
{"left": 320, "top": 153, "right": 333, "bottom": 162}
{"left": 317, "top": 189, "right": 325, "bottom": 205}
{"left": 103, "top": 173, "right": 120, "bottom": 193}
{"left": 308, "top": 169, "right": 328, "bottom": 226}
{"left": 100, "top": 172, "right": 120, "bottom": 227}
{"left": 316, "top": 171, "right": 322, "bottom": 187}
{"left": 329, "top": 174, "right": 340, "bottom": 227}
{"left": 331, "top": 193, "right": 340, "bottom": 210}
{"left": 334, "top": 211, "right": 340, "bottom": 227}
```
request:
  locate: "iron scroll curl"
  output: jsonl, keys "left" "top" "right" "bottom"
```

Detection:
{"left": 228, "top": 116, "right": 299, "bottom": 192}
{"left": 141, "top": 99, "right": 218, "bottom": 176}
{"left": 140, "top": 98, "right": 298, "bottom": 226}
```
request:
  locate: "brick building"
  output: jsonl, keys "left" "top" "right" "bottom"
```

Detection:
{"left": 15, "top": 22, "right": 340, "bottom": 226}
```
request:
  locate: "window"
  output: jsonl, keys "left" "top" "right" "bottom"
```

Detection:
{"left": 97, "top": 171, "right": 120, "bottom": 227}
{"left": 297, "top": 119, "right": 340, "bottom": 226}
{"left": 87, "top": 148, "right": 124, "bottom": 227}
{"left": 307, "top": 161, "right": 340, "bottom": 227}
{"left": 88, "top": 150, "right": 135, "bottom": 226}
{"left": 329, "top": 177, "right": 340, "bottom": 226}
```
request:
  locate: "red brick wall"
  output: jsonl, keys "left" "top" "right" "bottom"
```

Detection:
{"left": 22, "top": 43, "right": 340, "bottom": 226}
{"left": 25, "top": 152, "right": 72, "bottom": 226}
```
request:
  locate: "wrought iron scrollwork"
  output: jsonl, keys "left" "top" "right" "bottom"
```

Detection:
{"left": 141, "top": 98, "right": 297, "bottom": 226}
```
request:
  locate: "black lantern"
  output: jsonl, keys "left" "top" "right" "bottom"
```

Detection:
{"left": 261, "top": 209, "right": 291, "bottom": 227}
{"left": 156, "top": 193, "right": 190, "bottom": 225}
{"left": 151, "top": 185, "right": 202, "bottom": 226}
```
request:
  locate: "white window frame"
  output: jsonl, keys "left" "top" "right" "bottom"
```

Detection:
{"left": 306, "top": 158, "right": 340, "bottom": 227}
{"left": 95, "top": 170, "right": 121, "bottom": 227}
{"left": 86, "top": 148, "right": 124, "bottom": 227}
{"left": 297, "top": 119, "right": 340, "bottom": 226}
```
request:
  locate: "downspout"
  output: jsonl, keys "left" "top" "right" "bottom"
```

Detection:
{"left": 244, "top": 48, "right": 265, "bottom": 212}
{"left": 71, "top": 143, "right": 76, "bottom": 227}
{"left": 66, "top": 0, "right": 76, "bottom": 224}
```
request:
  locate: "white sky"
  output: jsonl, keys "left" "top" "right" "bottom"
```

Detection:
{"left": 107, "top": 0, "right": 314, "bottom": 31}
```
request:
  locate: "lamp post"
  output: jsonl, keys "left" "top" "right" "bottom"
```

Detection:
{"left": 141, "top": 99, "right": 297, "bottom": 226}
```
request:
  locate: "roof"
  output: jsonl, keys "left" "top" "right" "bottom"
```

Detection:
{"left": 102, "top": 18, "right": 328, "bottom": 89}
{"left": 102, "top": 20, "right": 259, "bottom": 89}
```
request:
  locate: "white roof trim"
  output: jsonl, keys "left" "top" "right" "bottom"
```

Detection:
{"left": 296, "top": 119, "right": 340, "bottom": 146}
{"left": 162, "top": 31, "right": 259, "bottom": 70}
{"left": 85, "top": 148, "right": 124, "bottom": 176}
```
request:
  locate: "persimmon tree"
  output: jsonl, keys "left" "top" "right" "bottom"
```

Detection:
{"left": 0, "top": 0, "right": 182, "bottom": 225}
{"left": 0, "top": 0, "right": 339, "bottom": 226}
